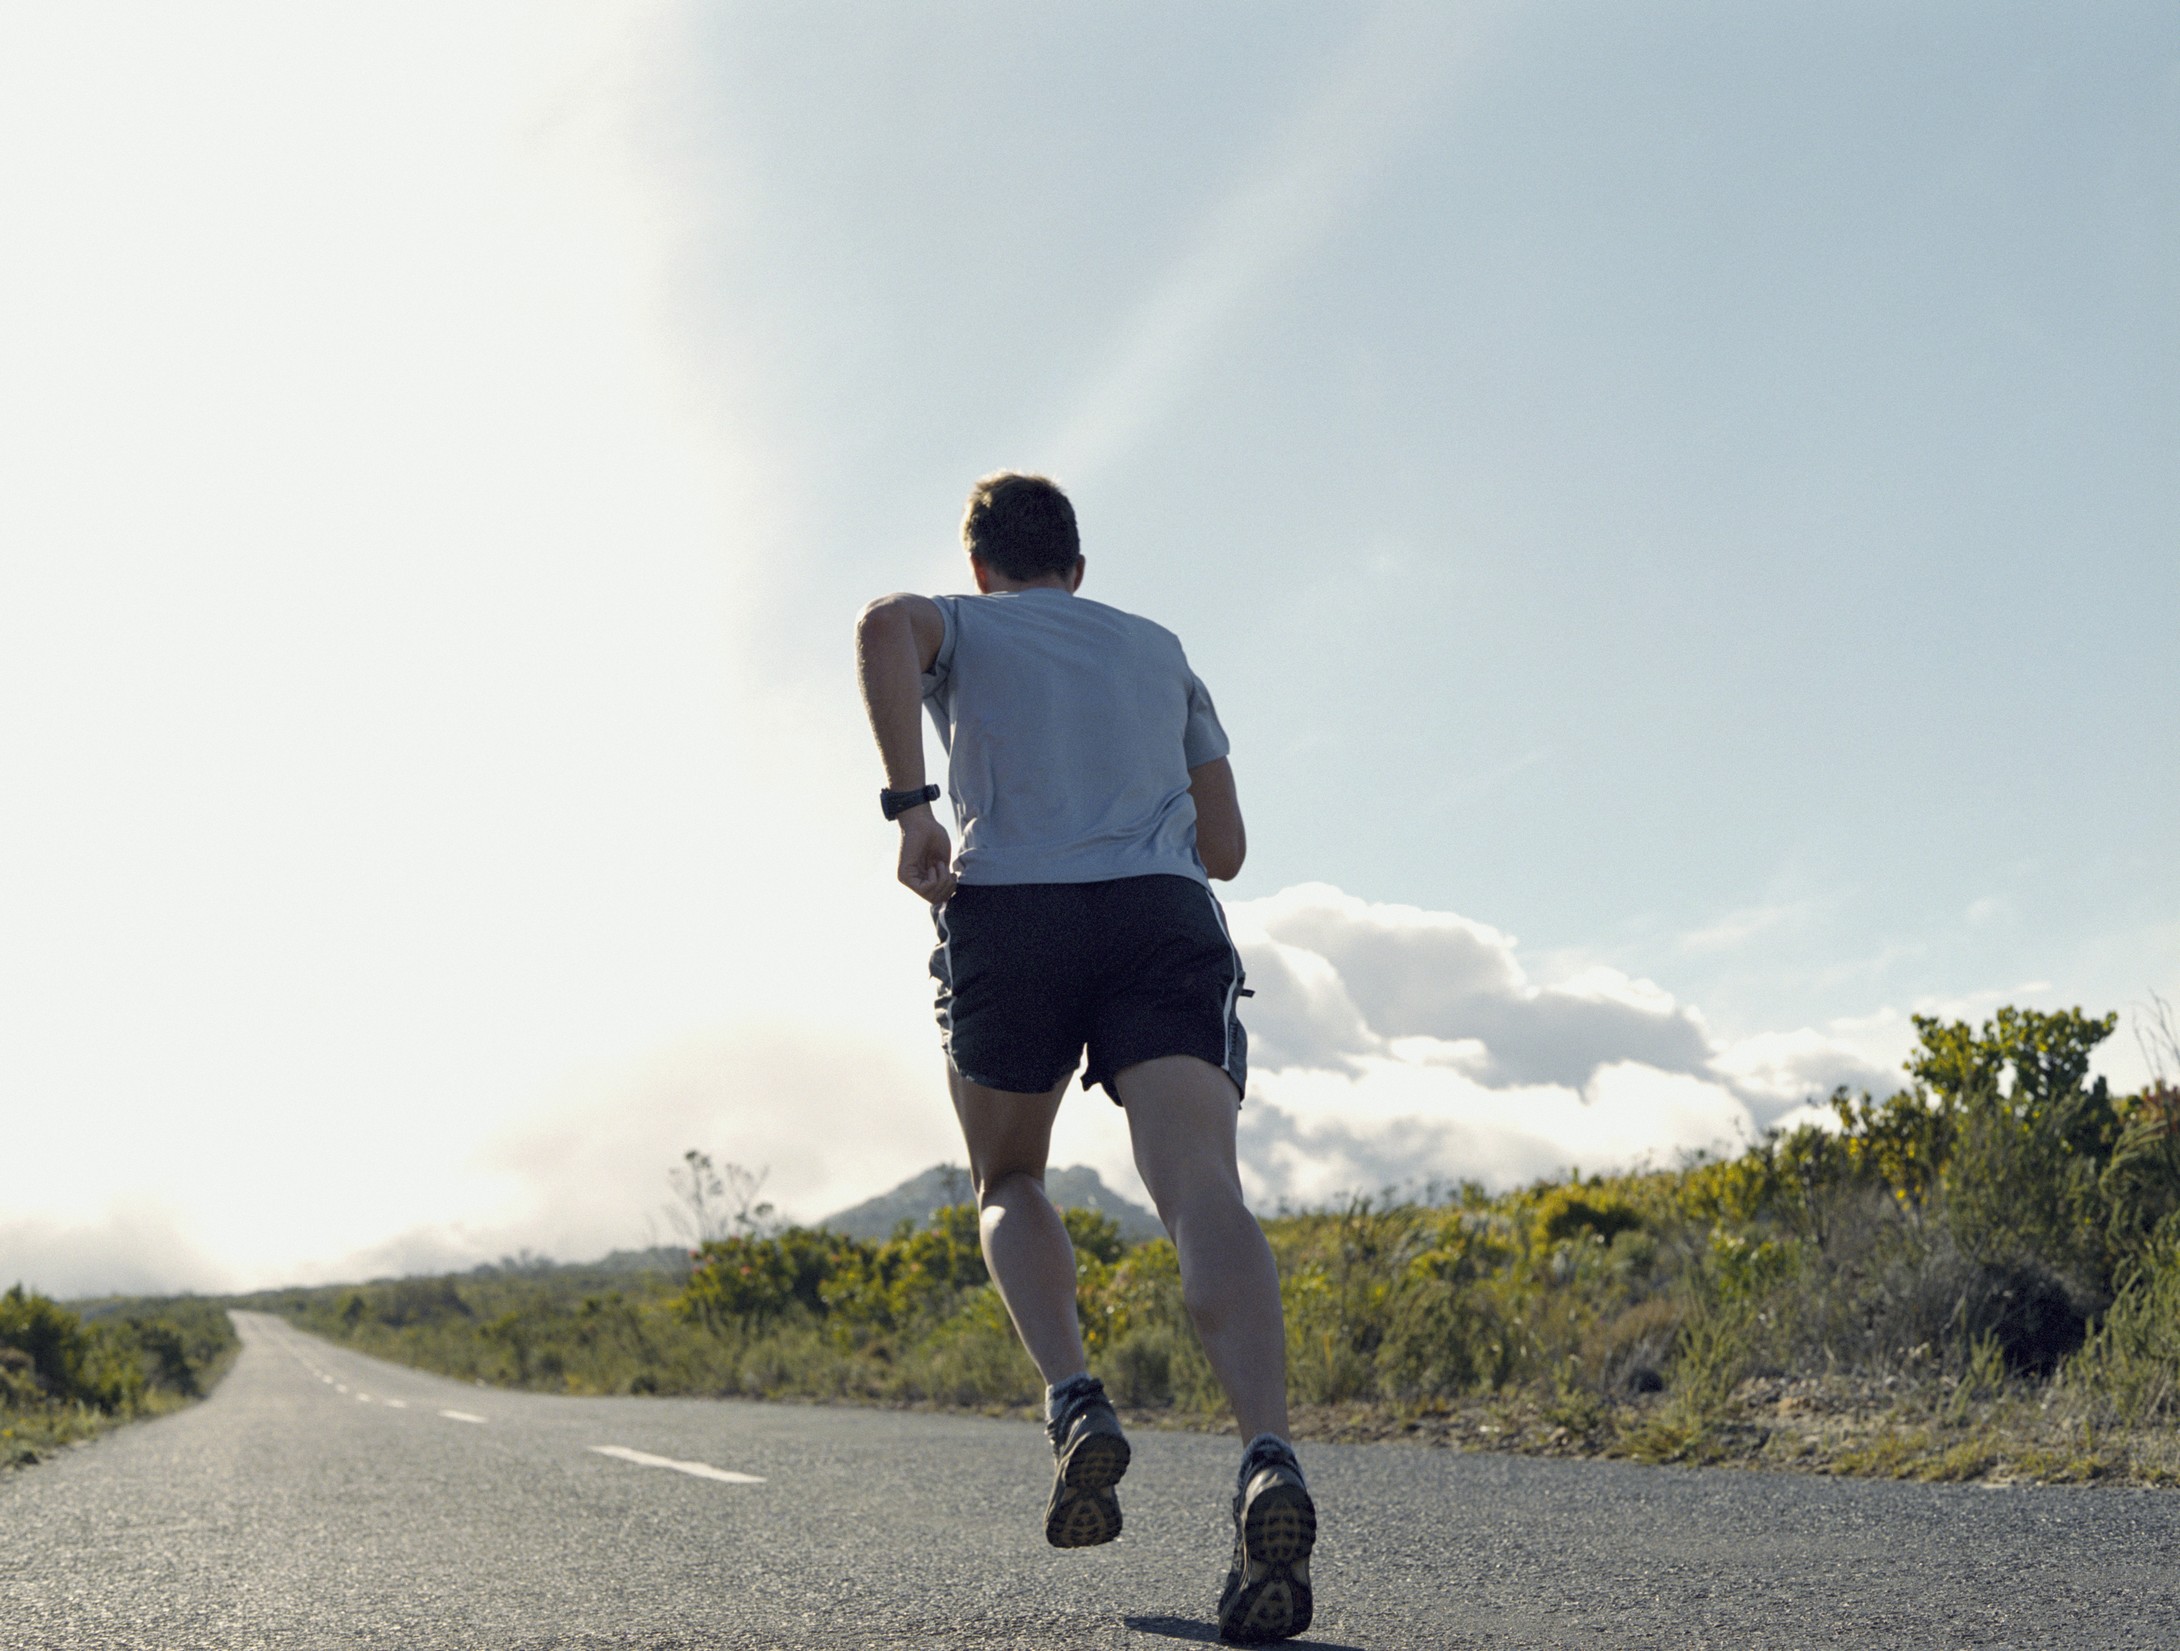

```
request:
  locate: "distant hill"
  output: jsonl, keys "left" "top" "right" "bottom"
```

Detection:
{"left": 438, "top": 1246, "right": 691, "bottom": 1281}
{"left": 820, "top": 1163, "right": 1165, "bottom": 1244}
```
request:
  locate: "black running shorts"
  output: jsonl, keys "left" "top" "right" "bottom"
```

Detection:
{"left": 931, "top": 874, "right": 1248, "bottom": 1102}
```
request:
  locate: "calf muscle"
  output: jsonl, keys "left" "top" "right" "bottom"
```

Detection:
{"left": 1117, "top": 1056, "right": 1290, "bottom": 1442}
{"left": 950, "top": 1069, "right": 1087, "bottom": 1386}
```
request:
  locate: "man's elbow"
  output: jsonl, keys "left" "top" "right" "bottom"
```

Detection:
{"left": 1200, "top": 834, "right": 1246, "bottom": 881}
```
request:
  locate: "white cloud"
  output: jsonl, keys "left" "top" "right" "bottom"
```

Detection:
{"left": 1708, "top": 1028, "right": 1895, "bottom": 1114}
{"left": 1677, "top": 900, "right": 1816, "bottom": 954}
{"left": 0, "top": 1206, "right": 232, "bottom": 1300}
{"left": 473, "top": 1024, "right": 955, "bottom": 1248}
{"left": 1222, "top": 883, "right": 1900, "bottom": 1197}
{"left": 1234, "top": 1059, "right": 1759, "bottom": 1208}
{"left": 1231, "top": 883, "right": 1717, "bottom": 1090}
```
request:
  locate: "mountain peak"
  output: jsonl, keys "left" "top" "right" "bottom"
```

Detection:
{"left": 819, "top": 1163, "right": 1163, "bottom": 1244}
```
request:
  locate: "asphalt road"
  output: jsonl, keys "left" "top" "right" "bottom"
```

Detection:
{"left": 1, "top": 1312, "right": 2175, "bottom": 1649}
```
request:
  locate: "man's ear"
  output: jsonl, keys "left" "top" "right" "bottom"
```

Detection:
{"left": 1067, "top": 555, "right": 1086, "bottom": 592}
{"left": 968, "top": 554, "right": 995, "bottom": 594}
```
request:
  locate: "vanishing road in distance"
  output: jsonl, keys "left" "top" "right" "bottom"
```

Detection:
{"left": 2, "top": 1312, "right": 2174, "bottom": 1648}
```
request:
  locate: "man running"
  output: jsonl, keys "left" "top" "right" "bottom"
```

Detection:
{"left": 854, "top": 472, "right": 1317, "bottom": 1644}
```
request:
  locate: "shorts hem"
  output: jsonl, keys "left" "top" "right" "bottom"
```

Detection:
{"left": 1086, "top": 1045, "right": 1246, "bottom": 1107}
{"left": 948, "top": 1058, "right": 1077, "bottom": 1096}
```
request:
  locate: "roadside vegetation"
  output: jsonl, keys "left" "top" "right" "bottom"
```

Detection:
{"left": 258, "top": 1004, "right": 2180, "bottom": 1487}
{"left": 0, "top": 1290, "right": 239, "bottom": 1470}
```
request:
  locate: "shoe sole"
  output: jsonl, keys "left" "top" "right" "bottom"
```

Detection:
{"left": 1220, "top": 1479, "right": 1316, "bottom": 1644}
{"left": 1045, "top": 1429, "right": 1131, "bottom": 1548}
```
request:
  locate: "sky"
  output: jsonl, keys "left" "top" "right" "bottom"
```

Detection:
{"left": 2, "top": 2, "right": 2174, "bottom": 1295}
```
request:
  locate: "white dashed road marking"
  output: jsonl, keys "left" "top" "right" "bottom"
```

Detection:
{"left": 281, "top": 1334, "right": 747, "bottom": 1489}
{"left": 590, "top": 1445, "right": 764, "bottom": 1485}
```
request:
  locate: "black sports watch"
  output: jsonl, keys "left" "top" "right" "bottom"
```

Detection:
{"left": 880, "top": 783, "right": 941, "bottom": 821}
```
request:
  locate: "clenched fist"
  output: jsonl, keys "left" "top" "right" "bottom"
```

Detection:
{"left": 896, "top": 809, "right": 957, "bottom": 904}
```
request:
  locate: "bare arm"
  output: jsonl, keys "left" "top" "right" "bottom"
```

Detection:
{"left": 855, "top": 592, "right": 955, "bottom": 902}
{"left": 1189, "top": 756, "right": 1246, "bottom": 881}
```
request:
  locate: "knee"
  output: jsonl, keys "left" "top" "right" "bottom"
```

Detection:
{"left": 974, "top": 1165, "right": 1044, "bottom": 1210}
{"left": 1158, "top": 1174, "right": 1250, "bottom": 1243}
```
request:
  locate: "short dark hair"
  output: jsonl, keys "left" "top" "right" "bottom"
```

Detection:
{"left": 961, "top": 472, "right": 1080, "bottom": 581}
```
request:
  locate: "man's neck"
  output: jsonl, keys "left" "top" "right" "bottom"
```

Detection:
{"left": 968, "top": 553, "right": 1085, "bottom": 596}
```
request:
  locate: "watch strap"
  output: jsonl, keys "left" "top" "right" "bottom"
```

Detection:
{"left": 881, "top": 783, "right": 941, "bottom": 821}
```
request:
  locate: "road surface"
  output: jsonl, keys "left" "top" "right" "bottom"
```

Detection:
{"left": 1, "top": 1311, "right": 2175, "bottom": 1648}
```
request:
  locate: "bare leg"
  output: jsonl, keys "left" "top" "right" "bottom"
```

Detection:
{"left": 1116, "top": 1055, "right": 1289, "bottom": 1441}
{"left": 948, "top": 1065, "right": 1087, "bottom": 1386}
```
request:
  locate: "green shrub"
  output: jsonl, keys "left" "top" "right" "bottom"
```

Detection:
{"left": 3, "top": 1289, "right": 238, "bottom": 1469}
{"left": 1578, "top": 1297, "right": 1681, "bottom": 1395}
{"left": 1061, "top": 1206, "right": 1127, "bottom": 1266}
{"left": 892, "top": 1291, "right": 1040, "bottom": 1407}
{"left": 819, "top": 1205, "right": 989, "bottom": 1337}
{"left": 679, "top": 1228, "right": 864, "bottom": 1330}
{"left": 2066, "top": 1218, "right": 2180, "bottom": 1424}
{"left": 0, "top": 1286, "right": 101, "bottom": 1406}
{"left": 2101, "top": 1082, "right": 2180, "bottom": 1255}
{"left": 1083, "top": 1239, "right": 1221, "bottom": 1409}
{"left": 0, "top": 1286, "right": 225, "bottom": 1414}
{"left": 1531, "top": 1183, "right": 1646, "bottom": 1252}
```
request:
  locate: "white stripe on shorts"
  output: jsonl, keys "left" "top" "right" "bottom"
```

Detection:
{"left": 1198, "top": 882, "right": 1245, "bottom": 1098}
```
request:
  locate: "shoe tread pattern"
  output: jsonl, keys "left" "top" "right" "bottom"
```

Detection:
{"left": 1218, "top": 1471, "right": 1316, "bottom": 1644}
{"left": 1045, "top": 1428, "right": 1130, "bottom": 1548}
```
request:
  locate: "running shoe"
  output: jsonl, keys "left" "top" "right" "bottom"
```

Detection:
{"left": 1217, "top": 1434, "right": 1316, "bottom": 1644}
{"left": 1043, "top": 1374, "right": 1131, "bottom": 1548}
